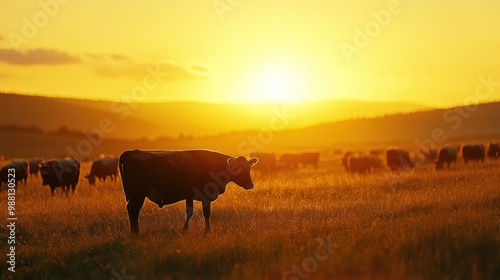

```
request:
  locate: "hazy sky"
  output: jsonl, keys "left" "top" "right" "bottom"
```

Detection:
{"left": 1, "top": 0, "right": 499, "bottom": 107}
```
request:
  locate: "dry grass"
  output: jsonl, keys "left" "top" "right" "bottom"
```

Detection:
{"left": 0, "top": 159, "right": 499, "bottom": 279}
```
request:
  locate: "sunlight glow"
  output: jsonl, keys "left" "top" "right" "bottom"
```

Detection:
{"left": 252, "top": 63, "right": 306, "bottom": 103}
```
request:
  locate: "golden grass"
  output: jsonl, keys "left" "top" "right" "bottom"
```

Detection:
{"left": 0, "top": 159, "right": 499, "bottom": 279}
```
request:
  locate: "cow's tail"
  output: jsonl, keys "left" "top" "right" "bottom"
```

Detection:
{"left": 119, "top": 150, "right": 134, "bottom": 202}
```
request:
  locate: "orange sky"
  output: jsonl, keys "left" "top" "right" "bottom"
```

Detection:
{"left": 0, "top": 0, "right": 499, "bottom": 107}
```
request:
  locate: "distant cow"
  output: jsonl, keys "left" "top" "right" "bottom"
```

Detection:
{"left": 85, "top": 157, "right": 119, "bottom": 185}
{"left": 250, "top": 152, "right": 277, "bottom": 173}
{"left": 341, "top": 152, "right": 353, "bottom": 171}
{"left": 386, "top": 148, "right": 414, "bottom": 171}
{"left": 298, "top": 152, "right": 320, "bottom": 168}
{"left": 488, "top": 143, "right": 500, "bottom": 159}
{"left": 462, "top": 144, "right": 485, "bottom": 163}
{"left": 344, "top": 155, "right": 382, "bottom": 174}
{"left": 0, "top": 160, "right": 28, "bottom": 188}
{"left": 28, "top": 158, "right": 44, "bottom": 177}
{"left": 39, "top": 159, "right": 80, "bottom": 196}
{"left": 436, "top": 146, "right": 459, "bottom": 170}
{"left": 119, "top": 149, "right": 258, "bottom": 235}
{"left": 279, "top": 154, "right": 300, "bottom": 169}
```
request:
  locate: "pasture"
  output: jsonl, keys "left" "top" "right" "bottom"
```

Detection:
{"left": 0, "top": 157, "right": 499, "bottom": 279}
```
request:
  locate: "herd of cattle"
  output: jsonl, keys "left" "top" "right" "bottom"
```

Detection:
{"left": 0, "top": 157, "right": 118, "bottom": 196}
{"left": 0, "top": 143, "right": 498, "bottom": 195}
{"left": 0, "top": 144, "right": 498, "bottom": 234}
{"left": 342, "top": 143, "right": 499, "bottom": 174}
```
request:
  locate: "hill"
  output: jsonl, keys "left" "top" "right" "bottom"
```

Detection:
{"left": 0, "top": 93, "right": 431, "bottom": 139}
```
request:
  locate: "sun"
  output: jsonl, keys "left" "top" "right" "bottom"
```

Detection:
{"left": 252, "top": 63, "right": 305, "bottom": 103}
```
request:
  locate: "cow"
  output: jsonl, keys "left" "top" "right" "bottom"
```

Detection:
{"left": 298, "top": 152, "right": 320, "bottom": 168}
{"left": 85, "top": 157, "right": 119, "bottom": 185}
{"left": 39, "top": 159, "right": 81, "bottom": 196}
{"left": 488, "top": 143, "right": 500, "bottom": 159}
{"left": 435, "top": 146, "right": 458, "bottom": 170}
{"left": 28, "top": 158, "right": 44, "bottom": 177}
{"left": 341, "top": 152, "right": 353, "bottom": 171}
{"left": 386, "top": 148, "right": 414, "bottom": 171}
{"left": 278, "top": 153, "right": 300, "bottom": 169}
{"left": 344, "top": 155, "right": 382, "bottom": 174}
{"left": 119, "top": 149, "right": 258, "bottom": 235}
{"left": 462, "top": 144, "right": 485, "bottom": 163}
{"left": 0, "top": 160, "right": 28, "bottom": 188}
{"left": 250, "top": 152, "right": 277, "bottom": 173}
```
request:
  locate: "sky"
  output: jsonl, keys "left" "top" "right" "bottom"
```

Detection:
{"left": 0, "top": 0, "right": 499, "bottom": 107}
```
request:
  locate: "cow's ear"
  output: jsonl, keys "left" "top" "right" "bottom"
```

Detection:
{"left": 248, "top": 157, "right": 258, "bottom": 166}
{"left": 227, "top": 158, "right": 237, "bottom": 167}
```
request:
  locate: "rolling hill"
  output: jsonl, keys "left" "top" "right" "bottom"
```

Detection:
{"left": 0, "top": 93, "right": 431, "bottom": 139}
{"left": 1, "top": 92, "right": 500, "bottom": 158}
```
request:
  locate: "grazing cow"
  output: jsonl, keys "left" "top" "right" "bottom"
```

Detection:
{"left": 39, "top": 159, "right": 80, "bottom": 196}
{"left": 386, "top": 148, "right": 414, "bottom": 171}
{"left": 0, "top": 160, "right": 28, "bottom": 188}
{"left": 28, "top": 158, "right": 44, "bottom": 177}
{"left": 488, "top": 143, "right": 500, "bottom": 159}
{"left": 250, "top": 152, "right": 277, "bottom": 173}
{"left": 279, "top": 153, "right": 300, "bottom": 169}
{"left": 436, "top": 146, "right": 458, "bottom": 170}
{"left": 345, "top": 155, "right": 382, "bottom": 174}
{"left": 119, "top": 149, "right": 258, "bottom": 235}
{"left": 341, "top": 152, "right": 353, "bottom": 171}
{"left": 85, "top": 157, "right": 119, "bottom": 185}
{"left": 298, "top": 152, "right": 320, "bottom": 168}
{"left": 462, "top": 144, "right": 485, "bottom": 163}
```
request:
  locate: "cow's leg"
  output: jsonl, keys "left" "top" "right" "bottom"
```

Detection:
{"left": 71, "top": 183, "right": 76, "bottom": 194}
{"left": 183, "top": 198, "right": 194, "bottom": 233}
{"left": 127, "top": 196, "right": 145, "bottom": 235}
{"left": 202, "top": 200, "right": 211, "bottom": 234}
{"left": 50, "top": 187, "right": 55, "bottom": 197}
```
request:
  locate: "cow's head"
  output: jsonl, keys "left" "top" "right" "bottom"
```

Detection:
{"left": 38, "top": 162, "right": 51, "bottom": 186}
{"left": 227, "top": 156, "right": 258, "bottom": 190}
{"left": 85, "top": 174, "right": 96, "bottom": 185}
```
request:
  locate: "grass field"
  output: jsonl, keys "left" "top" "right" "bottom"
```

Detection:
{"left": 0, "top": 157, "right": 499, "bottom": 280}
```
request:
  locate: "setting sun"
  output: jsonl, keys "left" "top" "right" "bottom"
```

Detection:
{"left": 251, "top": 62, "right": 306, "bottom": 103}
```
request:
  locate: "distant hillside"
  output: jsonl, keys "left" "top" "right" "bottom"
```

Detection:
{"left": 0, "top": 93, "right": 431, "bottom": 139}
{"left": 1, "top": 93, "right": 499, "bottom": 158}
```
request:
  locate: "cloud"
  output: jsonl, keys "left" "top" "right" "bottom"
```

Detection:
{"left": 0, "top": 48, "right": 81, "bottom": 65}
{"left": 94, "top": 60, "right": 213, "bottom": 80}
{"left": 85, "top": 53, "right": 130, "bottom": 61}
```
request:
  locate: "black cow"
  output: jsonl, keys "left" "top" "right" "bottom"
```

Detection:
{"left": 250, "top": 152, "right": 276, "bottom": 173}
{"left": 298, "top": 152, "right": 320, "bottom": 168}
{"left": 39, "top": 159, "right": 81, "bottom": 196}
{"left": 386, "top": 148, "right": 414, "bottom": 171}
{"left": 85, "top": 157, "right": 119, "bottom": 185}
{"left": 0, "top": 160, "right": 28, "bottom": 188}
{"left": 28, "top": 158, "right": 44, "bottom": 177}
{"left": 119, "top": 149, "right": 258, "bottom": 235}
{"left": 488, "top": 143, "right": 500, "bottom": 159}
{"left": 344, "top": 155, "right": 382, "bottom": 174}
{"left": 279, "top": 153, "right": 300, "bottom": 169}
{"left": 436, "top": 146, "right": 459, "bottom": 170}
{"left": 462, "top": 144, "right": 485, "bottom": 163}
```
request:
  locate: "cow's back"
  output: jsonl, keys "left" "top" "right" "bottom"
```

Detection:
{"left": 119, "top": 150, "right": 228, "bottom": 204}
